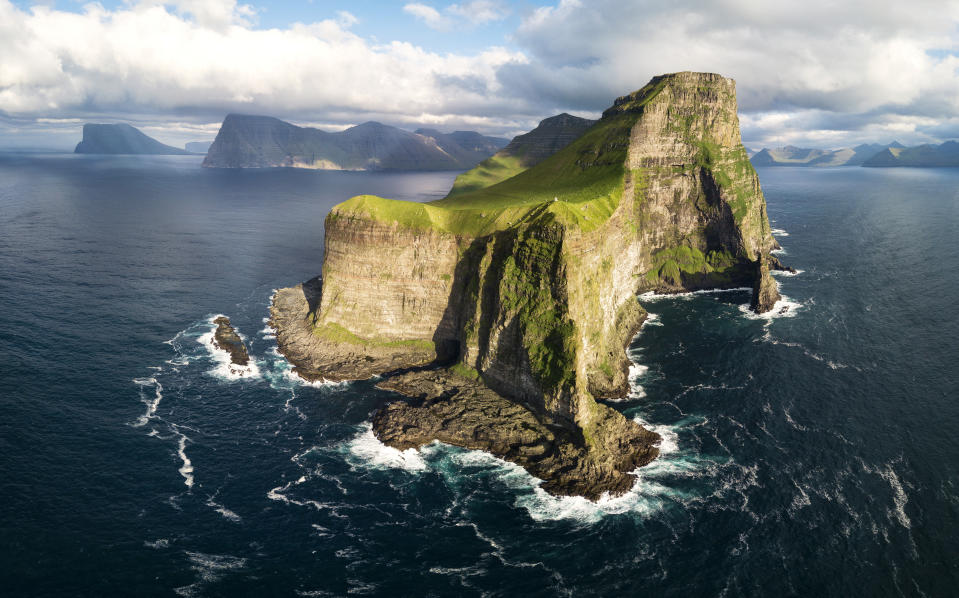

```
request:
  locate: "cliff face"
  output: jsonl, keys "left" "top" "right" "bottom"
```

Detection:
{"left": 270, "top": 72, "right": 782, "bottom": 499}
{"left": 202, "top": 114, "right": 505, "bottom": 170}
{"left": 74, "top": 124, "right": 190, "bottom": 155}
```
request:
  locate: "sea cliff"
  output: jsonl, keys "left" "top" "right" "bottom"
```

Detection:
{"left": 270, "top": 72, "right": 782, "bottom": 499}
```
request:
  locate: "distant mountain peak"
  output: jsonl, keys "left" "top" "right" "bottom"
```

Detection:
{"left": 203, "top": 115, "right": 505, "bottom": 170}
{"left": 74, "top": 123, "right": 190, "bottom": 155}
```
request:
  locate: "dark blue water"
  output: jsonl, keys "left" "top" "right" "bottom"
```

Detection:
{"left": 1, "top": 155, "right": 957, "bottom": 597}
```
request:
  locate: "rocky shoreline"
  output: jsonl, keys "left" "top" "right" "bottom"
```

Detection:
{"left": 268, "top": 283, "right": 661, "bottom": 498}
{"left": 373, "top": 370, "right": 660, "bottom": 499}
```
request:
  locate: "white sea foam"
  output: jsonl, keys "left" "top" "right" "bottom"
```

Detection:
{"left": 618, "top": 363, "right": 649, "bottom": 400}
{"left": 771, "top": 268, "right": 803, "bottom": 277}
{"left": 175, "top": 551, "right": 248, "bottom": 597}
{"left": 345, "top": 425, "right": 428, "bottom": 472}
{"left": 771, "top": 228, "right": 790, "bottom": 237}
{"left": 761, "top": 330, "right": 847, "bottom": 369}
{"left": 176, "top": 433, "right": 194, "bottom": 489}
{"left": 206, "top": 496, "right": 241, "bottom": 523}
{"left": 198, "top": 315, "right": 261, "bottom": 380}
{"left": 639, "top": 287, "right": 752, "bottom": 301}
{"left": 738, "top": 293, "right": 802, "bottom": 320}
{"left": 267, "top": 478, "right": 330, "bottom": 512}
{"left": 144, "top": 538, "right": 170, "bottom": 549}
{"left": 879, "top": 465, "right": 911, "bottom": 528}
{"left": 263, "top": 347, "right": 352, "bottom": 389}
{"left": 771, "top": 247, "right": 788, "bottom": 255}
{"left": 132, "top": 377, "right": 163, "bottom": 427}
{"left": 643, "top": 312, "right": 663, "bottom": 326}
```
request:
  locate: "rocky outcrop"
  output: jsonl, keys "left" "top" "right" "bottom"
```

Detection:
{"left": 373, "top": 370, "right": 659, "bottom": 499}
{"left": 271, "top": 72, "right": 784, "bottom": 498}
{"left": 74, "top": 124, "right": 190, "bottom": 155}
{"left": 750, "top": 257, "right": 781, "bottom": 313}
{"left": 202, "top": 115, "right": 506, "bottom": 170}
{"left": 212, "top": 316, "right": 250, "bottom": 366}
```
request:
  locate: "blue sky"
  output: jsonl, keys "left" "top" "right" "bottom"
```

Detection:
{"left": 2, "top": 0, "right": 959, "bottom": 150}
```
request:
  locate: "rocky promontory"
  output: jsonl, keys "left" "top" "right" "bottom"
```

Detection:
{"left": 212, "top": 316, "right": 250, "bottom": 366}
{"left": 271, "top": 72, "right": 783, "bottom": 499}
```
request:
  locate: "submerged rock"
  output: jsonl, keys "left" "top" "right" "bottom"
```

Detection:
{"left": 212, "top": 316, "right": 250, "bottom": 366}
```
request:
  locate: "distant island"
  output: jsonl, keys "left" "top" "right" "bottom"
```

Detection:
{"left": 269, "top": 72, "right": 787, "bottom": 500}
{"left": 185, "top": 141, "right": 214, "bottom": 154}
{"left": 751, "top": 140, "right": 959, "bottom": 167}
{"left": 862, "top": 141, "right": 959, "bottom": 167}
{"left": 202, "top": 114, "right": 508, "bottom": 170}
{"left": 74, "top": 123, "right": 190, "bottom": 155}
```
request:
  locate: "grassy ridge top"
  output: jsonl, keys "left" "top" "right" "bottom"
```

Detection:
{"left": 329, "top": 74, "right": 700, "bottom": 236}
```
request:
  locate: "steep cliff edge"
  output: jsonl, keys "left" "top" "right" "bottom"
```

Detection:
{"left": 270, "top": 72, "right": 782, "bottom": 499}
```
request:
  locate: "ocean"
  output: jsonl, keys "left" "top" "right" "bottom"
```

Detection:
{"left": 1, "top": 154, "right": 957, "bottom": 597}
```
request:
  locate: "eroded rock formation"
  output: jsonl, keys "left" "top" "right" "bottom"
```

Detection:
{"left": 270, "top": 72, "right": 783, "bottom": 498}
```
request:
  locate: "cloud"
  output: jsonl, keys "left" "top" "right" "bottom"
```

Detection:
{"left": 0, "top": 0, "right": 528, "bottom": 143}
{"left": 502, "top": 0, "right": 959, "bottom": 147}
{"left": 403, "top": 3, "right": 451, "bottom": 31}
{"left": 448, "top": 1, "right": 510, "bottom": 25}
{"left": 404, "top": 1, "right": 509, "bottom": 31}
{"left": 3, "top": 0, "right": 959, "bottom": 149}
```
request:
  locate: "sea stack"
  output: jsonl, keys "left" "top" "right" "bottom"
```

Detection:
{"left": 270, "top": 72, "right": 782, "bottom": 499}
{"left": 212, "top": 316, "right": 250, "bottom": 367}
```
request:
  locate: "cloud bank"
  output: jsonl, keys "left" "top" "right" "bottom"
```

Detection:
{"left": 2, "top": 0, "right": 959, "bottom": 148}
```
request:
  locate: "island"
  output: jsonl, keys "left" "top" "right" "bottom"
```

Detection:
{"left": 269, "top": 71, "right": 784, "bottom": 499}
{"left": 74, "top": 123, "right": 191, "bottom": 155}
{"left": 202, "top": 114, "right": 507, "bottom": 170}
{"left": 750, "top": 142, "right": 904, "bottom": 167}
{"left": 212, "top": 316, "right": 250, "bottom": 367}
{"left": 862, "top": 141, "right": 959, "bottom": 167}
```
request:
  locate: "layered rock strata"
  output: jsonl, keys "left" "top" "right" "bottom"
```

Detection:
{"left": 271, "top": 72, "right": 783, "bottom": 498}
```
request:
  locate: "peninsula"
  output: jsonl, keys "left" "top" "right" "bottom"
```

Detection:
{"left": 270, "top": 72, "right": 783, "bottom": 499}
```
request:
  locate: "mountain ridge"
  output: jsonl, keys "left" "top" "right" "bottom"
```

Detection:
{"left": 202, "top": 114, "right": 507, "bottom": 170}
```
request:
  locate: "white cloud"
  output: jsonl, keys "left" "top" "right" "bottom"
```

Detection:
{"left": 503, "top": 0, "right": 959, "bottom": 146}
{"left": 403, "top": 3, "right": 452, "bottom": 31}
{"left": 404, "top": 1, "right": 508, "bottom": 31}
{"left": 448, "top": 1, "right": 510, "bottom": 25}
{"left": 0, "top": 0, "right": 528, "bottom": 138}
{"left": 4, "top": 0, "right": 959, "bottom": 149}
